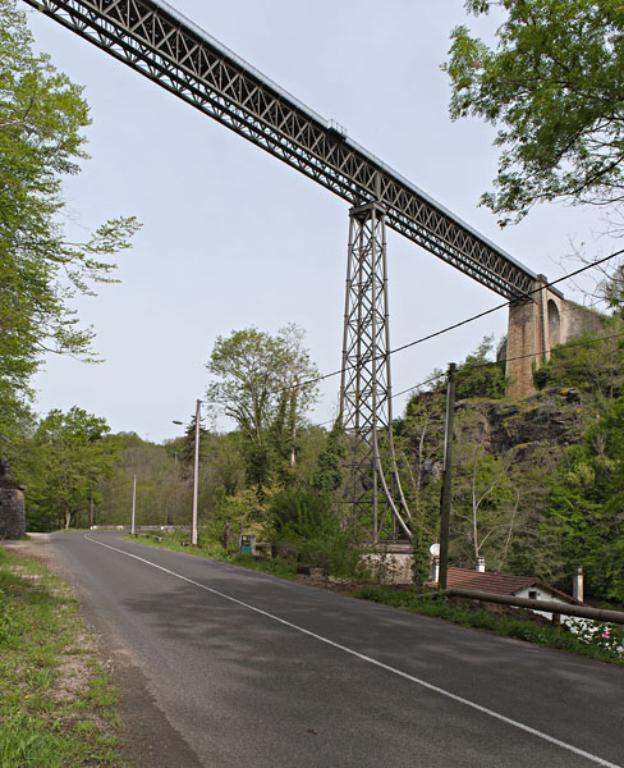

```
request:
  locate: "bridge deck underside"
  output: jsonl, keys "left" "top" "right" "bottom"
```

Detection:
{"left": 24, "top": 0, "right": 538, "bottom": 300}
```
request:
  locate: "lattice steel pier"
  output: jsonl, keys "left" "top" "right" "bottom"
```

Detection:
{"left": 340, "top": 203, "right": 411, "bottom": 542}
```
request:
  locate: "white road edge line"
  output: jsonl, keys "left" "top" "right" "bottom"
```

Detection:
{"left": 84, "top": 534, "right": 621, "bottom": 768}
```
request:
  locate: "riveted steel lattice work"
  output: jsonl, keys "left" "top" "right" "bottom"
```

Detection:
{"left": 22, "top": 0, "right": 544, "bottom": 300}
{"left": 340, "top": 203, "right": 411, "bottom": 542}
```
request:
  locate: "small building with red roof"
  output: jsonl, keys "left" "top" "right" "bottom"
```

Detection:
{"left": 427, "top": 565, "right": 582, "bottom": 622}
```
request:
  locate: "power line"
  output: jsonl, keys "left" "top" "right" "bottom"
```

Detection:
{"left": 493, "top": 328, "right": 624, "bottom": 369}
{"left": 311, "top": 372, "right": 445, "bottom": 428}
{"left": 285, "top": 246, "right": 624, "bottom": 397}
{"left": 389, "top": 373, "right": 447, "bottom": 401}
{"left": 379, "top": 328, "right": 624, "bottom": 416}
{"left": 207, "top": 246, "right": 624, "bottom": 426}
{"left": 386, "top": 248, "right": 624, "bottom": 359}
{"left": 312, "top": 328, "right": 624, "bottom": 428}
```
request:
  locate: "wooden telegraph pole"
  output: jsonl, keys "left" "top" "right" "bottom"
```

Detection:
{"left": 439, "top": 363, "right": 456, "bottom": 591}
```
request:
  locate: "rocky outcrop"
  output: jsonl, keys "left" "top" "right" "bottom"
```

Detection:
{"left": 459, "top": 391, "right": 588, "bottom": 456}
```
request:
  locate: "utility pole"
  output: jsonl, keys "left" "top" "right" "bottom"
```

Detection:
{"left": 131, "top": 474, "right": 137, "bottom": 535}
{"left": 192, "top": 399, "right": 201, "bottom": 547}
{"left": 439, "top": 362, "right": 456, "bottom": 591}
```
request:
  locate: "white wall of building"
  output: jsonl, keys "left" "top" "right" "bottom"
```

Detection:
{"left": 513, "top": 586, "right": 574, "bottom": 622}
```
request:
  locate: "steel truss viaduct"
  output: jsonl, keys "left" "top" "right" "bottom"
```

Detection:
{"left": 24, "top": 0, "right": 542, "bottom": 540}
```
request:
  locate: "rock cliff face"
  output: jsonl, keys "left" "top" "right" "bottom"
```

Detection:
{"left": 405, "top": 388, "right": 592, "bottom": 491}
{"left": 456, "top": 390, "right": 590, "bottom": 457}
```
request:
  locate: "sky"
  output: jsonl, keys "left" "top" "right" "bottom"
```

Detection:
{"left": 23, "top": 0, "right": 608, "bottom": 443}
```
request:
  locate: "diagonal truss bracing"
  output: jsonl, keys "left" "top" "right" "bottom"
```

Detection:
{"left": 340, "top": 203, "right": 412, "bottom": 541}
{"left": 23, "top": 0, "right": 540, "bottom": 300}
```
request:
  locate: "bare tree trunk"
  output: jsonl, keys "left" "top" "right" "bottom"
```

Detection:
{"left": 289, "top": 387, "right": 298, "bottom": 468}
{"left": 500, "top": 488, "right": 520, "bottom": 570}
{"left": 472, "top": 448, "right": 480, "bottom": 561}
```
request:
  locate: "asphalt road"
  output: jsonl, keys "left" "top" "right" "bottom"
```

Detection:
{"left": 48, "top": 532, "right": 623, "bottom": 768}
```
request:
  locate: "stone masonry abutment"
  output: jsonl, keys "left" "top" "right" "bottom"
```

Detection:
{"left": 506, "top": 277, "right": 605, "bottom": 398}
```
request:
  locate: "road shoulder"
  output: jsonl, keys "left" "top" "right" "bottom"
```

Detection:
{"left": 5, "top": 535, "right": 204, "bottom": 768}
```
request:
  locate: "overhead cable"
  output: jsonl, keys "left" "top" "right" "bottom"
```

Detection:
{"left": 288, "top": 246, "right": 624, "bottom": 396}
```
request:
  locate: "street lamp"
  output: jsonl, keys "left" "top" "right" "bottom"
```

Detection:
{"left": 172, "top": 401, "right": 201, "bottom": 547}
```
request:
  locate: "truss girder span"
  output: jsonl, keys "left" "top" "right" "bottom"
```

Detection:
{"left": 24, "top": 0, "right": 538, "bottom": 300}
{"left": 340, "top": 204, "right": 411, "bottom": 542}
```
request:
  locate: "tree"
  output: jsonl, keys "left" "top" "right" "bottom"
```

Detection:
{"left": 451, "top": 439, "right": 515, "bottom": 568}
{"left": 268, "top": 489, "right": 364, "bottom": 577}
{"left": 206, "top": 325, "right": 319, "bottom": 489}
{"left": 99, "top": 433, "right": 189, "bottom": 527}
{"left": 176, "top": 411, "right": 208, "bottom": 480}
{"left": 313, "top": 421, "right": 346, "bottom": 494}
{"left": 201, "top": 488, "right": 274, "bottom": 551}
{"left": 534, "top": 317, "right": 621, "bottom": 398}
{"left": 398, "top": 392, "right": 444, "bottom": 547}
{"left": 455, "top": 336, "right": 506, "bottom": 400}
{"left": 545, "top": 397, "right": 624, "bottom": 601}
{"left": 444, "top": 1, "right": 624, "bottom": 225}
{"left": 24, "top": 407, "right": 117, "bottom": 530}
{"left": 0, "top": 1, "right": 139, "bottom": 445}
{"left": 202, "top": 431, "right": 246, "bottom": 499}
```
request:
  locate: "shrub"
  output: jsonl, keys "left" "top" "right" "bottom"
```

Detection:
{"left": 269, "top": 490, "right": 364, "bottom": 578}
{"left": 563, "top": 618, "right": 624, "bottom": 657}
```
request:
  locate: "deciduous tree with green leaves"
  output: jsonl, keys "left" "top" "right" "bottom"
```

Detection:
{"left": 206, "top": 325, "right": 319, "bottom": 490}
{"left": 545, "top": 397, "right": 624, "bottom": 601}
{"left": 0, "top": 0, "right": 139, "bottom": 444}
{"left": 450, "top": 416, "right": 516, "bottom": 570}
{"left": 23, "top": 407, "right": 117, "bottom": 530}
{"left": 444, "top": 1, "right": 624, "bottom": 225}
{"left": 455, "top": 336, "right": 506, "bottom": 400}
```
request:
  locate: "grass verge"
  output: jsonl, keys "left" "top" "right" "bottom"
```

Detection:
{"left": 124, "top": 534, "right": 298, "bottom": 580}
{"left": 126, "top": 533, "right": 624, "bottom": 666}
{"left": 0, "top": 546, "right": 125, "bottom": 767}
{"left": 354, "top": 586, "right": 624, "bottom": 666}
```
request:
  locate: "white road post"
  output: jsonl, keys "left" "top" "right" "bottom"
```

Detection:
{"left": 192, "top": 399, "right": 201, "bottom": 547}
{"left": 131, "top": 474, "right": 137, "bottom": 535}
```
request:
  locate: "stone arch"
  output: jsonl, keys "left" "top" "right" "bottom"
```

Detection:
{"left": 547, "top": 299, "right": 561, "bottom": 349}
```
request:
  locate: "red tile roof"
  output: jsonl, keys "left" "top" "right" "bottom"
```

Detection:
{"left": 427, "top": 567, "right": 578, "bottom": 603}
{"left": 443, "top": 567, "right": 537, "bottom": 595}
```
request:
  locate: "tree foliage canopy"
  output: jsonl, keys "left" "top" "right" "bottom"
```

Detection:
{"left": 534, "top": 316, "right": 621, "bottom": 397}
{"left": 0, "top": 0, "right": 139, "bottom": 442}
{"left": 206, "top": 325, "right": 319, "bottom": 487}
{"left": 546, "top": 397, "right": 624, "bottom": 601}
{"left": 21, "top": 407, "right": 117, "bottom": 530}
{"left": 455, "top": 336, "right": 506, "bottom": 400}
{"left": 444, "top": 0, "right": 624, "bottom": 224}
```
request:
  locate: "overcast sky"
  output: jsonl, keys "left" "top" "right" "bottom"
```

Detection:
{"left": 23, "top": 0, "right": 607, "bottom": 443}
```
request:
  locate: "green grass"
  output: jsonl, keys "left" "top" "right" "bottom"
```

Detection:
{"left": 125, "top": 533, "right": 299, "bottom": 579}
{"left": 0, "top": 547, "right": 126, "bottom": 767}
{"left": 353, "top": 585, "right": 624, "bottom": 665}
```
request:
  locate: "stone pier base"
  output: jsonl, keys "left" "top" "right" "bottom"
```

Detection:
{"left": 361, "top": 543, "right": 413, "bottom": 585}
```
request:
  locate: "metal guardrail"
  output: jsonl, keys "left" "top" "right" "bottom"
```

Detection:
{"left": 445, "top": 588, "right": 624, "bottom": 626}
{"left": 90, "top": 525, "right": 191, "bottom": 532}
